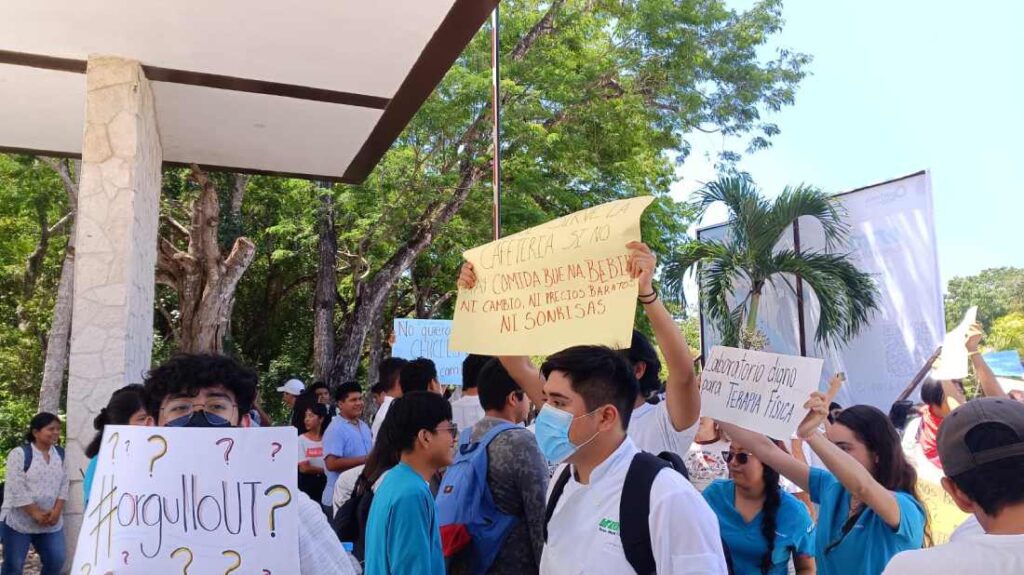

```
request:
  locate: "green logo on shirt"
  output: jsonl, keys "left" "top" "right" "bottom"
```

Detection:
{"left": 598, "top": 518, "right": 620, "bottom": 535}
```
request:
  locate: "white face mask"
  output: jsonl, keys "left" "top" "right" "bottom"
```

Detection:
{"left": 533, "top": 404, "right": 601, "bottom": 464}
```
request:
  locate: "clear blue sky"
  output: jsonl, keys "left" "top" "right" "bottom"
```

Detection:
{"left": 671, "top": 0, "right": 1023, "bottom": 289}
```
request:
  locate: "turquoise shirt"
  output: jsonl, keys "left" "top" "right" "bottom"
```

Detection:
{"left": 703, "top": 479, "right": 815, "bottom": 575}
{"left": 365, "top": 462, "right": 444, "bottom": 575}
{"left": 82, "top": 456, "right": 98, "bottom": 509}
{"left": 809, "top": 467, "right": 925, "bottom": 575}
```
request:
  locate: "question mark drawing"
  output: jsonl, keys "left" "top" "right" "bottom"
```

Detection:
{"left": 106, "top": 432, "right": 120, "bottom": 463}
{"left": 171, "top": 547, "right": 193, "bottom": 575}
{"left": 124, "top": 439, "right": 130, "bottom": 456}
{"left": 121, "top": 551, "right": 129, "bottom": 564}
{"left": 216, "top": 437, "right": 235, "bottom": 465}
{"left": 221, "top": 550, "right": 242, "bottom": 575}
{"left": 147, "top": 434, "right": 168, "bottom": 476}
{"left": 263, "top": 484, "right": 292, "bottom": 537}
{"left": 270, "top": 442, "right": 282, "bottom": 461}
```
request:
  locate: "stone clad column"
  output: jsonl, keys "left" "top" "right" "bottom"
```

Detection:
{"left": 64, "top": 55, "right": 162, "bottom": 554}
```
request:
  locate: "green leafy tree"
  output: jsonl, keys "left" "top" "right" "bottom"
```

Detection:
{"left": 325, "top": 0, "right": 810, "bottom": 382}
{"left": 944, "top": 267, "right": 1024, "bottom": 330}
{"left": 989, "top": 312, "right": 1024, "bottom": 355}
{"left": 663, "top": 175, "right": 879, "bottom": 349}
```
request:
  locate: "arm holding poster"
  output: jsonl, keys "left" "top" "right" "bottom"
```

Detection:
{"left": 628, "top": 241, "right": 700, "bottom": 430}
{"left": 799, "top": 377, "right": 905, "bottom": 530}
{"left": 967, "top": 323, "right": 1005, "bottom": 398}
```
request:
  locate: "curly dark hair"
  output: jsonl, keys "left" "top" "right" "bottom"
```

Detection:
{"left": 143, "top": 354, "right": 258, "bottom": 421}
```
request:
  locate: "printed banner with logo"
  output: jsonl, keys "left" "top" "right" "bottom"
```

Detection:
{"left": 699, "top": 172, "right": 944, "bottom": 410}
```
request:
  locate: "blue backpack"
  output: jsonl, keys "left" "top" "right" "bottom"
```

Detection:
{"left": 436, "top": 422, "right": 518, "bottom": 575}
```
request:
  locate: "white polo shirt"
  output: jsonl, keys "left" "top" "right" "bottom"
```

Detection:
{"left": 628, "top": 400, "right": 699, "bottom": 457}
{"left": 370, "top": 395, "right": 396, "bottom": 443}
{"left": 541, "top": 437, "right": 728, "bottom": 574}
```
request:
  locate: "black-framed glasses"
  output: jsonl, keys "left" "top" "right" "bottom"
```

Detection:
{"left": 161, "top": 398, "right": 237, "bottom": 419}
{"left": 722, "top": 451, "right": 750, "bottom": 465}
{"left": 434, "top": 423, "right": 459, "bottom": 439}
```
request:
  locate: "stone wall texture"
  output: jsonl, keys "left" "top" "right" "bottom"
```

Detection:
{"left": 63, "top": 56, "right": 162, "bottom": 558}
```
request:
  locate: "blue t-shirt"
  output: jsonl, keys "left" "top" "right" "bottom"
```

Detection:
{"left": 364, "top": 462, "right": 445, "bottom": 575}
{"left": 321, "top": 416, "right": 373, "bottom": 506}
{"left": 703, "top": 479, "right": 815, "bottom": 575}
{"left": 82, "top": 456, "right": 98, "bottom": 508}
{"left": 809, "top": 467, "right": 925, "bottom": 575}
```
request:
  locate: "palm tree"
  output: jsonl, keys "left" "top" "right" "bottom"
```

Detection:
{"left": 664, "top": 175, "right": 879, "bottom": 349}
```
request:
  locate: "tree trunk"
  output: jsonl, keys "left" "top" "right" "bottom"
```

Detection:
{"left": 38, "top": 221, "right": 75, "bottom": 413}
{"left": 328, "top": 166, "right": 485, "bottom": 384}
{"left": 156, "top": 165, "right": 256, "bottom": 354}
{"left": 37, "top": 158, "right": 79, "bottom": 413}
{"left": 313, "top": 193, "right": 337, "bottom": 381}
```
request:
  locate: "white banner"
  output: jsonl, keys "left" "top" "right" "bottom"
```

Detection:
{"left": 72, "top": 426, "right": 300, "bottom": 575}
{"left": 700, "top": 346, "right": 824, "bottom": 439}
{"left": 699, "top": 172, "right": 944, "bottom": 410}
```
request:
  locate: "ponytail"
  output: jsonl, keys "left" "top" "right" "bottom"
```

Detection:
{"left": 85, "top": 385, "right": 147, "bottom": 458}
{"left": 759, "top": 464, "right": 782, "bottom": 574}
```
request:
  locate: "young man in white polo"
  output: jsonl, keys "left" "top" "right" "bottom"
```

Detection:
{"left": 536, "top": 345, "right": 727, "bottom": 574}
{"left": 883, "top": 397, "right": 1024, "bottom": 574}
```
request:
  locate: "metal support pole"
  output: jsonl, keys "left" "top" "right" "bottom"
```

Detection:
{"left": 490, "top": 5, "right": 502, "bottom": 241}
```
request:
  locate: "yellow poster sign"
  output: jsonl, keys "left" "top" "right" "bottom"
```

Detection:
{"left": 916, "top": 477, "right": 969, "bottom": 545}
{"left": 450, "top": 196, "right": 654, "bottom": 355}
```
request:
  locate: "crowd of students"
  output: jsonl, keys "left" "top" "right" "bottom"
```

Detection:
{"left": 2, "top": 240, "right": 1023, "bottom": 574}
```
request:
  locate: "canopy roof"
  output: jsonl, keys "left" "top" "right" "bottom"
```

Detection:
{"left": 0, "top": 0, "right": 496, "bottom": 182}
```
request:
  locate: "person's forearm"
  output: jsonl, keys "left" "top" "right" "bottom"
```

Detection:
{"left": 498, "top": 356, "right": 546, "bottom": 409}
{"left": 719, "top": 422, "right": 810, "bottom": 490}
{"left": 324, "top": 455, "right": 367, "bottom": 473}
{"left": 643, "top": 296, "right": 699, "bottom": 430}
{"left": 806, "top": 432, "right": 874, "bottom": 496}
{"left": 806, "top": 431, "right": 900, "bottom": 526}
{"left": 972, "top": 353, "right": 1005, "bottom": 398}
{"left": 51, "top": 499, "right": 64, "bottom": 515}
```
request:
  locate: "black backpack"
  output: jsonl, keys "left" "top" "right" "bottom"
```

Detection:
{"left": 544, "top": 451, "right": 734, "bottom": 575}
{"left": 331, "top": 474, "right": 376, "bottom": 562}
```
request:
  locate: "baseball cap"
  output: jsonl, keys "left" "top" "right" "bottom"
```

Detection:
{"left": 276, "top": 379, "right": 305, "bottom": 396}
{"left": 937, "top": 397, "right": 1024, "bottom": 476}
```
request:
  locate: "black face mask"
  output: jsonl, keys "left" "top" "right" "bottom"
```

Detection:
{"left": 167, "top": 411, "right": 233, "bottom": 428}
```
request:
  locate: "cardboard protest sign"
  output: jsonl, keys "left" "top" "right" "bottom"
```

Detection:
{"left": 392, "top": 319, "right": 468, "bottom": 386}
{"left": 72, "top": 426, "right": 299, "bottom": 575}
{"left": 450, "top": 196, "right": 654, "bottom": 355}
{"left": 909, "top": 446, "right": 970, "bottom": 545}
{"left": 700, "top": 346, "right": 824, "bottom": 439}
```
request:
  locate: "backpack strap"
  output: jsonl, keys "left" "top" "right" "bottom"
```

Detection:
{"left": 543, "top": 464, "right": 572, "bottom": 543}
{"left": 619, "top": 452, "right": 672, "bottom": 575}
{"left": 21, "top": 443, "right": 32, "bottom": 473}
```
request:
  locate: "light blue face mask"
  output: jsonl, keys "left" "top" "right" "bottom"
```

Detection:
{"left": 534, "top": 404, "right": 601, "bottom": 464}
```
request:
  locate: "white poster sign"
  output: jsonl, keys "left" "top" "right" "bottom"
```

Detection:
{"left": 392, "top": 319, "right": 468, "bottom": 386}
{"left": 931, "top": 307, "right": 977, "bottom": 380}
{"left": 72, "top": 426, "right": 299, "bottom": 575}
{"left": 700, "top": 346, "right": 824, "bottom": 440}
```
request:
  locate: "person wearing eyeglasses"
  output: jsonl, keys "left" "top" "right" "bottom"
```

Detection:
{"left": 720, "top": 376, "right": 929, "bottom": 575}
{"left": 364, "top": 391, "right": 457, "bottom": 575}
{"left": 703, "top": 441, "right": 816, "bottom": 574}
{"left": 142, "top": 353, "right": 357, "bottom": 575}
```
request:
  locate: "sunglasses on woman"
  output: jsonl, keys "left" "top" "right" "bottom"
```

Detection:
{"left": 722, "top": 451, "right": 751, "bottom": 465}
